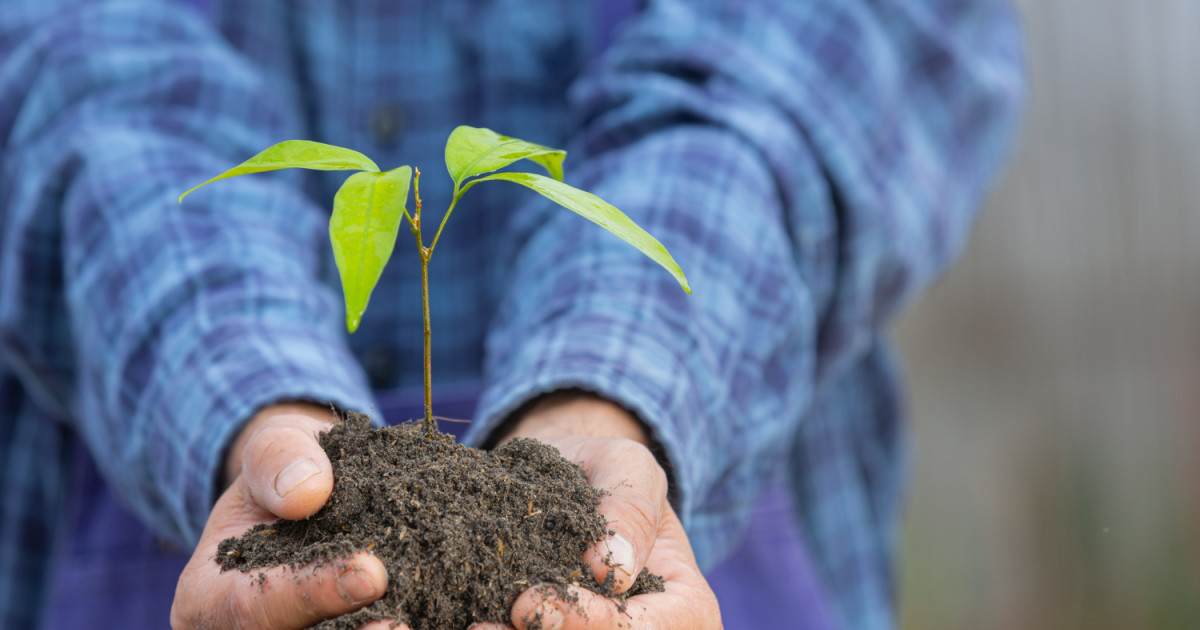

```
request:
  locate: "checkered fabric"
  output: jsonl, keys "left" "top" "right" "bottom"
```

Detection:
{"left": 0, "top": 1, "right": 1024, "bottom": 628}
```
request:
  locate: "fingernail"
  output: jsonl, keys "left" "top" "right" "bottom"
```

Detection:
{"left": 533, "top": 601, "right": 564, "bottom": 630}
{"left": 336, "top": 565, "right": 379, "bottom": 604}
{"left": 605, "top": 534, "right": 636, "bottom": 577}
{"left": 275, "top": 457, "right": 320, "bottom": 498}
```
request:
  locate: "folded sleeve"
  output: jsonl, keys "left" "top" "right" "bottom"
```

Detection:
{"left": 468, "top": 0, "right": 1025, "bottom": 567}
{"left": 0, "top": 2, "right": 374, "bottom": 547}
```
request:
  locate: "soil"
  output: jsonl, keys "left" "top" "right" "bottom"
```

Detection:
{"left": 216, "top": 412, "right": 663, "bottom": 630}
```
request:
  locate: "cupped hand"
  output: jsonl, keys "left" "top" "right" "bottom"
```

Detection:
{"left": 498, "top": 394, "right": 722, "bottom": 630}
{"left": 170, "top": 404, "right": 396, "bottom": 630}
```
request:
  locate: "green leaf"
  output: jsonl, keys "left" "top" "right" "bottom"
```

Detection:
{"left": 330, "top": 166, "right": 412, "bottom": 332}
{"left": 465, "top": 172, "right": 691, "bottom": 294}
{"left": 178, "top": 140, "right": 380, "bottom": 203}
{"left": 444, "top": 126, "right": 565, "bottom": 190}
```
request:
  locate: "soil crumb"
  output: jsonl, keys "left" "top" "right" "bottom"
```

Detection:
{"left": 217, "top": 412, "right": 663, "bottom": 629}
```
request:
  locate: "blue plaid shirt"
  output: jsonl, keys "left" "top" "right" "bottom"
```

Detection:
{"left": 0, "top": 1, "right": 1023, "bottom": 628}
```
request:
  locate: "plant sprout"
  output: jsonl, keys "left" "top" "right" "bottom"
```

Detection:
{"left": 181, "top": 126, "right": 690, "bottom": 432}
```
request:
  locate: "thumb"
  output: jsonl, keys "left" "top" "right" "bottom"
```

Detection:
{"left": 236, "top": 408, "right": 337, "bottom": 520}
{"left": 573, "top": 439, "right": 668, "bottom": 594}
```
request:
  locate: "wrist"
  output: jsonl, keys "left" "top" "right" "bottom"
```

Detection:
{"left": 495, "top": 390, "right": 650, "bottom": 445}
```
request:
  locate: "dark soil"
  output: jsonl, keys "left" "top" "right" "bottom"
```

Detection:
{"left": 216, "top": 412, "right": 663, "bottom": 629}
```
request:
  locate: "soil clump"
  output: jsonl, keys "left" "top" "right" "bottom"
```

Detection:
{"left": 216, "top": 412, "right": 662, "bottom": 629}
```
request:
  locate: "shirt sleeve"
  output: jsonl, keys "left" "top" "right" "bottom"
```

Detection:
{"left": 0, "top": 2, "right": 375, "bottom": 547}
{"left": 467, "top": 0, "right": 1025, "bottom": 567}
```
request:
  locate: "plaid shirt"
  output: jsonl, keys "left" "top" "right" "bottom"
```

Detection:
{"left": 0, "top": 1, "right": 1024, "bottom": 628}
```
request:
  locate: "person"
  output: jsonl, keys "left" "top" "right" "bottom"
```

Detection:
{"left": 0, "top": 1, "right": 1025, "bottom": 628}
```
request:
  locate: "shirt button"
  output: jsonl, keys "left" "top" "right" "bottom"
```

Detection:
{"left": 368, "top": 103, "right": 405, "bottom": 147}
{"left": 363, "top": 347, "right": 399, "bottom": 389}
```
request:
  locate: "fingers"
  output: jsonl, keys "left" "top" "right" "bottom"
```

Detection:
{"left": 239, "top": 412, "right": 337, "bottom": 520}
{"left": 497, "top": 395, "right": 670, "bottom": 594}
{"left": 512, "top": 586, "right": 615, "bottom": 630}
{"left": 509, "top": 504, "right": 719, "bottom": 630}
{"left": 250, "top": 553, "right": 387, "bottom": 628}
{"left": 172, "top": 552, "right": 387, "bottom": 629}
{"left": 172, "top": 406, "right": 377, "bottom": 630}
{"left": 356, "top": 619, "right": 508, "bottom": 630}
{"left": 358, "top": 621, "right": 411, "bottom": 630}
{"left": 572, "top": 438, "right": 668, "bottom": 593}
{"left": 510, "top": 583, "right": 716, "bottom": 630}
{"left": 356, "top": 616, "right": 513, "bottom": 629}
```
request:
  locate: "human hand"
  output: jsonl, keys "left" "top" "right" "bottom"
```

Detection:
{"left": 170, "top": 404, "right": 393, "bottom": 630}
{"left": 496, "top": 394, "right": 722, "bottom": 630}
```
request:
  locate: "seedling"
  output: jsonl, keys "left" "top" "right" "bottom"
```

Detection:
{"left": 181, "top": 126, "right": 690, "bottom": 431}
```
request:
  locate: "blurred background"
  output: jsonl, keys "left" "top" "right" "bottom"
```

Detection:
{"left": 895, "top": 0, "right": 1200, "bottom": 628}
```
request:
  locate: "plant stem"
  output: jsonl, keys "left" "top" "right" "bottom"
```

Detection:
{"left": 426, "top": 187, "right": 460, "bottom": 256}
{"left": 411, "top": 168, "right": 435, "bottom": 433}
{"left": 419, "top": 246, "right": 433, "bottom": 431}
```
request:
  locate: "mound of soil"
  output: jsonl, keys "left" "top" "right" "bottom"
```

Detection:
{"left": 216, "top": 413, "right": 662, "bottom": 629}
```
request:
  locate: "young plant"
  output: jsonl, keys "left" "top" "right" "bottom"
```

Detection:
{"left": 181, "top": 126, "right": 690, "bottom": 432}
